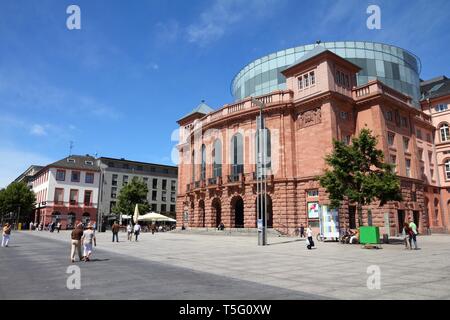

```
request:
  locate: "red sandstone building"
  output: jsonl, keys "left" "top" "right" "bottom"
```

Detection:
{"left": 176, "top": 46, "right": 449, "bottom": 235}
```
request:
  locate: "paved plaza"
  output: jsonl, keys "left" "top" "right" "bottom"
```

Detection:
{"left": 1, "top": 230, "right": 449, "bottom": 300}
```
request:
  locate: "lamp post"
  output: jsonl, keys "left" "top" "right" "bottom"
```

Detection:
{"left": 252, "top": 97, "right": 267, "bottom": 246}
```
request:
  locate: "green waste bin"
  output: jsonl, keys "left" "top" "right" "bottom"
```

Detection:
{"left": 359, "top": 226, "right": 380, "bottom": 244}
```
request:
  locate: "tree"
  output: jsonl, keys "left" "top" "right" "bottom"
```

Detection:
{"left": 0, "top": 182, "right": 36, "bottom": 224}
{"left": 319, "top": 129, "right": 402, "bottom": 227}
{"left": 112, "top": 177, "right": 150, "bottom": 220}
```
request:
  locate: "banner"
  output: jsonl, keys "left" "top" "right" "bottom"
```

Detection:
{"left": 307, "top": 202, "right": 320, "bottom": 219}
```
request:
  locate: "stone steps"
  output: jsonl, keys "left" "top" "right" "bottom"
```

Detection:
{"left": 171, "top": 227, "right": 284, "bottom": 237}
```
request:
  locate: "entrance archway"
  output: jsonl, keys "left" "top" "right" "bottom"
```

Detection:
{"left": 67, "top": 212, "right": 76, "bottom": 229}
{"left": 82, "top": 212, "right": 90, "bottom": 224}
{"left": 199, "top": 200, "right": 205, "bottom": 227}
{"left": 255, "top": 194, "right": 273, "bottom": 228}
{"left": 52, "top": 211, "right": 61, "bottom": 223}
{"left": 212, "top": 198, "right": 222, "bottom": 227}
{"left": 231, "top": 196, "right": 244, "bottom": 228}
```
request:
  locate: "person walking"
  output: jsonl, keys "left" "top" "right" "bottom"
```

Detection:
{"left": 81, "top": 223, "right": 96, "bottom": 261}
{"left": 151, "top": 223, "right": 156, "bottom": 235}
{"left": 402, "top": 222, "right": 411, "bottom": 250}
{"left": 299, "top": 224, "right": 305, "bottom": 238}
{"left": 408, "top": 217, "right": 418, "bottom": 250}
{"left": 306, "top": 225, "right": 314, "bottom": 250}
{"left": 134, "top": 223, "right": 141, "bottom": 241}
{"left": 70, "top": 223, "right": 84, "bottom": 262}
{"left": 56, "top": 222, "right": 61, "bottom": 233}
{"left": 111, "top": 221, "right": 120, "bottom": 242}
{"left": 1, "top": 223, "right": 12, "bottom": 247}
{"left": 126, "top": 223, "right": 133, "bottom": 241}
{"left": 29, "top": 221, "right": 34, "bottom": 231}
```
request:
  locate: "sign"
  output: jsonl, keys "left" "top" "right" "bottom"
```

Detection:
{"left": 307, "top": 202, "right": 320, "bottom": 219}
{"left": 257, "top": 219, "right": 263, "bottom": 231}
{"left": 319, "top": 205, "right": 340, "bottom": 238}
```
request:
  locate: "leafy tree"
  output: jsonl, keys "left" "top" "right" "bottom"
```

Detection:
{"left": 0, "top": 182, "right": 36, "bottom": 224}
{"left": 112, "top": 177, "right": 149, "bottom": 220}
{"left": 319, "top": 128, "right": 402, "bottom": 226}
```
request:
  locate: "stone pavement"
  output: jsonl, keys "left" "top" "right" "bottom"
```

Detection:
{"left": 10, "top": 230, "right": 450, "bottom": 299}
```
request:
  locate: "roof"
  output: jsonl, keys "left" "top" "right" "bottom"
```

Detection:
{"left": 420, "top": 76, "right": 450, "bottom": 100}
{"left": 98, "top": 157, "right": 178, "bottom": 169}
{"left": 178, "top": 100, "right": 214, "bottom": 122}
{"left": 48, "top": 155, "right": 99, "bottom": 171}
{"left": 14, "top": 165, "right": 44, "bottom": 183}
{"left": 281, "top": 45, "right": 361, "bottom": 75}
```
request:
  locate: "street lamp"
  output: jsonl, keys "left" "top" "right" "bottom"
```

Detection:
{"left": 252, "top": 97, "right": 268, "bottom": 246}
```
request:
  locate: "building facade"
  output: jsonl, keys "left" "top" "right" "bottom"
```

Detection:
{"left": 31, "top": 155, "right": 100, "bottom": 229}
{"left": 420, "top": 76, "right": 450, "bottom": 232}
{"left": 96, "top": 157, "right": 178, "bottom": 225}
{"left": 177, "top": 45, "right": 442, "bottom": 236}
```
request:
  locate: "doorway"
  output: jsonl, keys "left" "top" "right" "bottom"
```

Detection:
{"left": 348, "top": 206, "right": 356, "bottom": 229}
{"left": 397, "top": 210, "right": 405, "bottom": 234}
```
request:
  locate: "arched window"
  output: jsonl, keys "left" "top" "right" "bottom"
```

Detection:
{"left": 255, "top": 127, "right": 272, "bottom": 173}
{"left": 213, "top": 139, "right": 222, "bottom": 177}
{"left": 440, "top": 124, "right": 450, "bottom": 142}
{"left": 200, "top": 144, "right": 206, "bottom": 181}
{"left": 445, "top": 159, "right": 450, "bottom": 180}
{"left": 230, "top": 133, "right": 243, "bottom": 176}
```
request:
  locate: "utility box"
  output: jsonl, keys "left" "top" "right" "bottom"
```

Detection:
{"left": 359, "top": 226, "right": 380, "bottom": 244}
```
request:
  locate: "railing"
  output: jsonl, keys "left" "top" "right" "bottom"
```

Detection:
{"left": 208, "top": 177, "right": 217, "bottom": 185}
{"left": 194, "top": 181, "right": 200, "bottom": 189}
{"left": 227, "top": 174, "right": 241, "bottom": 183}
{"left": 353, "top": 81, "right": 413, "bottom": 106}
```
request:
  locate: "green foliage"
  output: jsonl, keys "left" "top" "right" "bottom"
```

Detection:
{"left": 112, "top": 177, "right": 150, "bottom": 216}
{"left": 319, "top": 129, "right": 402, "bottom": 225}
{"left": 0, "top": 182, "right": 36, "bottom": 221}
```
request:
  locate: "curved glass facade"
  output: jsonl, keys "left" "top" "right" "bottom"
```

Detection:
{"left": 231, "top": 41, "right": 421, "bottom": 107}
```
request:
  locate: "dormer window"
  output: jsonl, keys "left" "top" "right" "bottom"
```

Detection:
{"left": 67, "top": 158, "right": 76, "bottom": 163}
{"left": 85, "top": 161, "right": 93, "bottom": 166}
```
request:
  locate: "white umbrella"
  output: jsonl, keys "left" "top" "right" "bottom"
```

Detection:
{"left": 138, "top": 212, "right": 173, "bottom": 222}
{"left": 133, "top": 204, "right": 140, "bottom": 224}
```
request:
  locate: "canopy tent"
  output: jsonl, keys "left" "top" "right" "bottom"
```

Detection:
{"left": 138, "top": 212, "right": 176, "bottom": 222}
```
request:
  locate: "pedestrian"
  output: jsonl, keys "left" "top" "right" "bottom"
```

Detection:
{"left": 57, "top": 222, "right": 61, "bottom": 233}
{"left": 134, "top": 223, "right": 141, "bottom": 241}
{"left": 111, "top": 221, "right": 120, "bottom": 242}
{"left": 151, "top": 223, "right": 156, "bottom": 235}
{"left": 81, "top": 223, "right": 96, "bottom": 261}
{"left": 127, "top": 223, "right": 133, "bottom": 241}
{"left": 1, "top": 223, "right": 12, "bottom": 247}
{"left": 306, "top": 225, "right": 315, "bottom": 250}
{"left": 402, "top": 222, "right": 411, "bottom": 250}
{"left": 70, "top": 223, "right": 84, "bottom": 263}
{"left": 299, "top": 224, "right": 305, "bottom": 238}
{"left": 29, "top": 221, "right": 34, "bottom": 231}
{"left": 408, "top": 217, "right": 418, "bottom": 250}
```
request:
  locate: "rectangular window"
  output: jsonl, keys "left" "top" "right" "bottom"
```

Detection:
{"left": 56, "top": 170, "right": 66, "bottom": 181}
{"left": 171, "top": 192, "right": 176, "bottom": 202}
{"left": 162, "top": 191, "right": 167, "bottom": 202}
{"left": 428, "top": 151, "right": 433, "bottom": 163}
{"left": 162, "top": 179, "right": 167, "bottom": 190}
{"left": 85, "top": 161, "right": 93, "bottom": 166}
{"left": 310, "top": 71, "right": 315, "bottom": 85}
{"left": 387, "top": 132, "right": 395, "bottom": 146}
{"left": 85, "top": 172, "right": 94, "bottom": 184}
{"left": 54, "top": 188, "right": 64, "bottom": 204}
{"left": 345, "top": 74, "right": 350, "bottom": 88}
{"left": 403, "top": 137, "right": 409, "bottom": 151}
{"left": 84, "top": 190, "right": 92, "bottom": 206}
{"left": 390, "top": 154, "right": 397, "bottom": 172}
{"left": 152, "top": 178, "right": 158, "bottom": 189}
{"left": 170, "top": 205, "right": 176, "bottom": 213}
{"left": 161, "top": 204, "right": 167, "bottom": 213}
{"left": 416, "top": 130, "right": 422, "bottom": 140}
{"left": 445, "top": 162, "right": 450, "bottom": 180}
{"left": 67, "top": 158, "right": 75, "bottom": 163}
{"left": 151, "top": 203, "right": 157, "bottom": 212}
{"left": 307, "top": 189, "right": 319, "bottom": 197}
{"left": 123, "top": 175, "right": 128, "bottom": 186}
{"left": 71, "top": 171, "right": 80, "bottom": 182}
{"left": 69, "top": 189, "right": 78, "bottom": 205}
{"left": 303, "top": 74, "right": 309, "bottom": 87}
{"left": 386, "top": 111, "right": 393, "bottom": 121}
{"left": 405, "top": 159, "right": 411, "bottom": 177}
{"left": 111, "top": 187, "right": 117, "bottom": 199}
{"left": 426, "top": 133, "right": 432, "bottom": 143}
{"left": 418, "top": 148, "right": 423, "bottom": 160}
{"left": 171, "top": 180, "right": 176, "bottom": 191}
{"left": 152, "top": 190, "right": 157, "bottom": 201}
{"left": 401, "top": 117, "right": 408, "bottom": 127}
{"left": 112, "top": 174, "right": 118, "bottom": 186}
{"left": 435, "top": 104, "right": 448, "bottom": 112}
{"left": 298, "top": 77, "right": 303, "bottom": 90}
{"left": 137, "top": 165, "right": 143, "bottom": 171}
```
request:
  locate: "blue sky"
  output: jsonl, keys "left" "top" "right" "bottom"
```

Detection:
{"left": 0, "top": 0, "right": 449, "bottom": 187}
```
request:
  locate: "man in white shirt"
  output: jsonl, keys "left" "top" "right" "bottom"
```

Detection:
{"left": 133, "top": 223, "right": 141, "bottom": 241}
{"left": 306, "top": 226, "right": 314, "bottom": 250}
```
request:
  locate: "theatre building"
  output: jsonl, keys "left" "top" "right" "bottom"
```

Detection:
{"left": 176, "top": 44, "right": 441, "bottom": 236}
{"left": 31, "top": 155, "right": 100, "bottom": 229}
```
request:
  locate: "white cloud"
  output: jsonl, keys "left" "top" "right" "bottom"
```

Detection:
{"left": 186, "top": 0, "right": 280, "bottom": 46}
{"left": 30, "top": 124, "right": 47, "bottom": 136}
{"left": 0, "top": 147, "right": 53, "bottom": 188}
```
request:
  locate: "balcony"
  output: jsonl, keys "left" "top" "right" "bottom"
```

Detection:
{"left": 208, "top": 176, "right": 223, "bottom": 187}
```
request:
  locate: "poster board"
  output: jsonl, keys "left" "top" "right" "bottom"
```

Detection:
{"left": 307, "top": 202, "right": 320, "bottom": 219}
{"left": 320, "top": 205, "right": 340, "bottom": 238}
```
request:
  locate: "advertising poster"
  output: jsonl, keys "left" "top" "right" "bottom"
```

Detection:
{"left": 320, "top": 205, "right": 340, "bottom": 238}
{"left": 307, "top": 202, "right": 320, "bottom": 219}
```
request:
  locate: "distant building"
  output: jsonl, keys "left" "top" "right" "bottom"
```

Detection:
{"left": 96, "top": 157, "right": 178, "bottom": 225}
{"left": 14, "top": 165, "right": 44, "bottom": 187}
{"left": 420, "top": 76, "right": 450, "bottom": 233}
{"left": 31, "top": 155, "right": 100, "bottom": 229}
